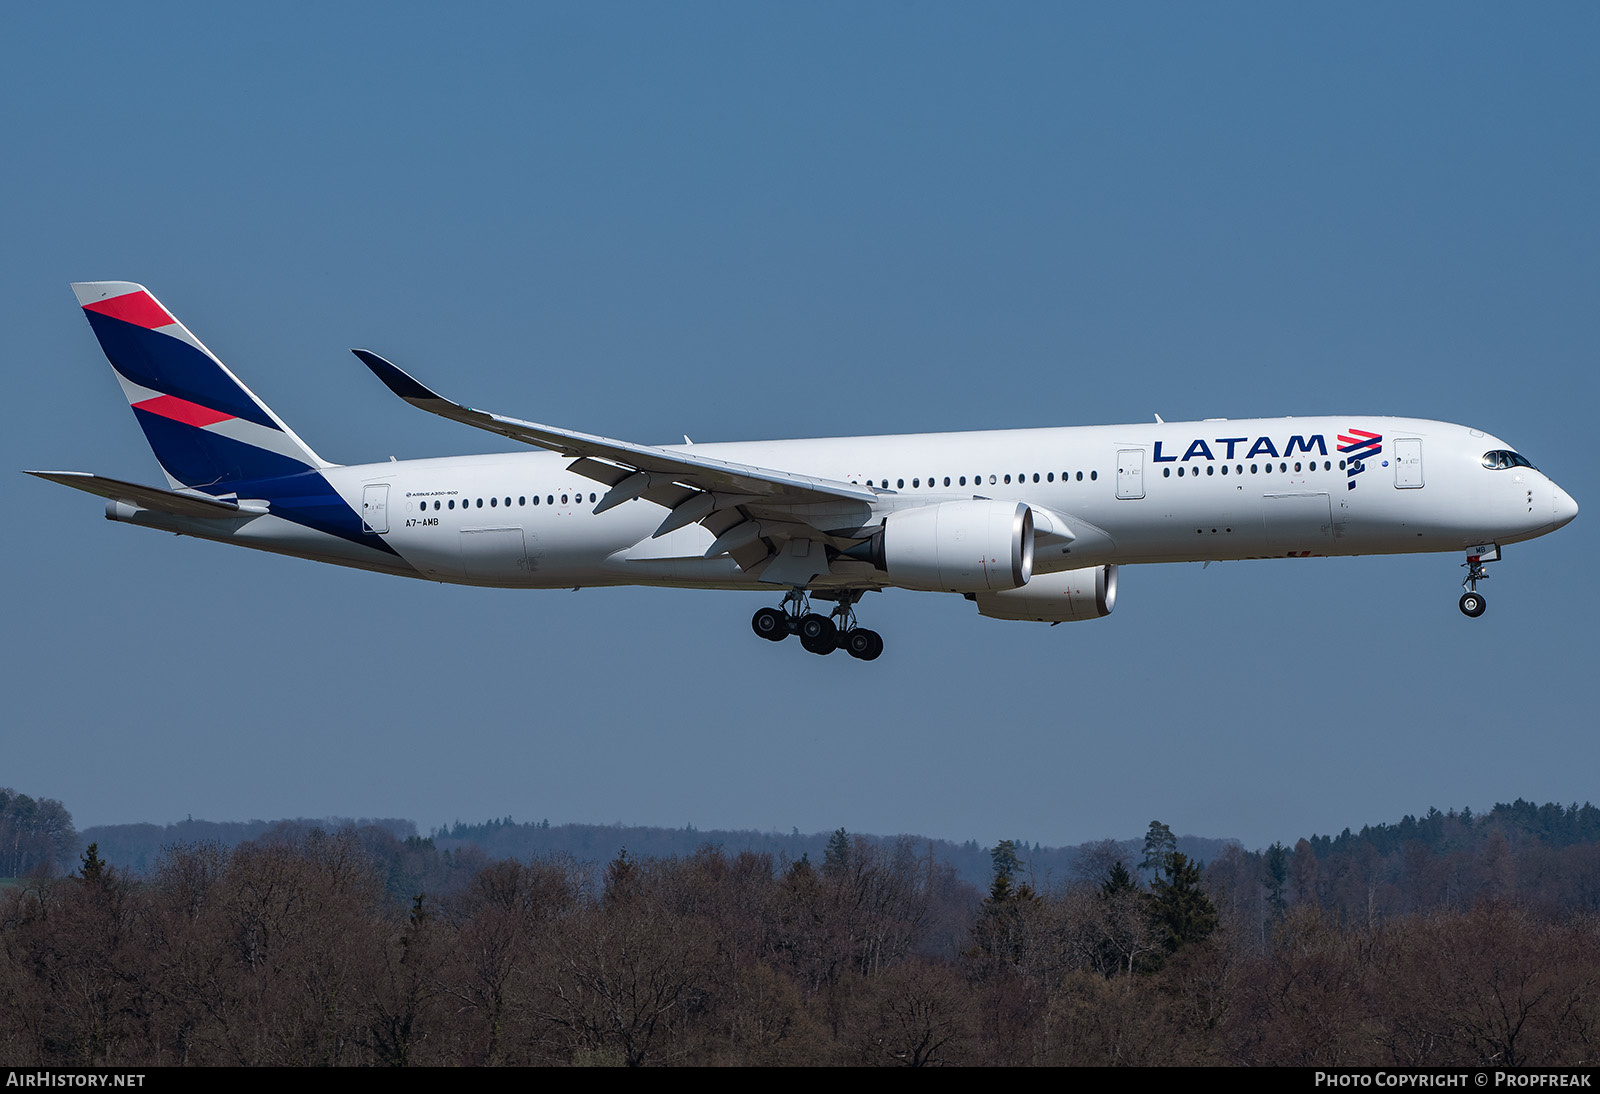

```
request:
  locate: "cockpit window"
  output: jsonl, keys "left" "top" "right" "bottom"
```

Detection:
{"left": 1482, "top": 450, "right": 1536, "bottom": 471}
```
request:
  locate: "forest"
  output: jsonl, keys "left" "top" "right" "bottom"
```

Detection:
{"left": 2, "top": 790, "right": 1599, "bottom": 1066}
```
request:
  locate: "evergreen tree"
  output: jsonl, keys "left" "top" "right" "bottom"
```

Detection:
{"left": 603, "top": 847, "right": 637, "bottom": 905}
{"left": 1149, "top": 851, "right": 1218, "bottom": 954}
{"left": 823, "top": 827, "right": 851, "bottom": 877}
{"left": 79, "top": 842, "right": 107, "bottom": 886}
{"left": 1100, "top": 859, "right": 1136, "bottom": 898}
{"left": 1265, "top": 841, "right": 1289, "bottom": 916}
{"left": 988, "top": 839, "right": 1021, "bottom": 903}
{"left": 1140, "top": 820, "right": 1177, "bottom": 876}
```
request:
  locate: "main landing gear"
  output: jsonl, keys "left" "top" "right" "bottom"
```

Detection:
{"left": 1458, "top": 544, "right": 1498, "bottom": 618}
{"left": 751, "top": 589, "right": 883, "bottom": 660}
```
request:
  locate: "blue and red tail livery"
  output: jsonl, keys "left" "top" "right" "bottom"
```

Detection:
{"left": 73, "top": 282, "right": 327, "bottom": 491}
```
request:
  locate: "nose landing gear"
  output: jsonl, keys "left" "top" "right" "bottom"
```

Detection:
{"left": 750, "top": 589, "right": 883, "bottom": 660}
{"left": 1458, "top": 543, "right": 1498, "bottom": 618}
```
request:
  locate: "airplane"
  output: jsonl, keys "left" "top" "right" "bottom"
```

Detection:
{"left": 28, "top": 282, "right": 1579, "bottom": 661}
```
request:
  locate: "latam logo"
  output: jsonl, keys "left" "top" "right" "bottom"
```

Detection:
{"left": 1338, "top": 429, "right": 1382, "bottom": 491}
{"left": 1151, "top": 434, "right": 1330, "bottom": 463}
{"left": 1148, "top": 428, "right": 1385, "bottom": 491}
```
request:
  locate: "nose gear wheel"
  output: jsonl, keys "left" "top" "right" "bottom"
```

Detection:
{"left": 1459, "top": 548, "right": 1495, "bottom": 618}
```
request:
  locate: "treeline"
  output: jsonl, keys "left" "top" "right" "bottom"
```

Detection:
{"left": 0, "top": 787, "right": 76, "bottom": 879}
{"left": 4, "top": 824, "right": 1600, "bottom": 1066}
{"left": 424, "top": 820, "right": 1233, "bottom": 892}
{"left": 78, "top": 816, "right": 416, "bottom": 877}
{"left": 83, "top": 813, "right": 1231, "bottom": 891}
{"left": 1205, "top": 801, "right": 1600, "bottom": 941}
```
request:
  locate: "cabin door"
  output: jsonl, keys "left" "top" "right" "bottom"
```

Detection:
{"left": 1116, "top": 449, "right": 1145, "bottom": 500}
{"left": 1394, "top": 438, "right": 1424, "bottom": 489}
{"left": 361, "top": 485, "right": 390, "bottom": 534}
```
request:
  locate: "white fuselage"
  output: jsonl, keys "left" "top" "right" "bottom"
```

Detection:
{"left": 135, "top": 414, "right": 1573, "bottom": 592}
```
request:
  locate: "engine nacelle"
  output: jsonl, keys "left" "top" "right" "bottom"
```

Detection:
{"left": 863, "top": 499, "right": 1034, "bottom": 592}
{"left": 970, "top": 565, "right": 1118, "bottom": 622}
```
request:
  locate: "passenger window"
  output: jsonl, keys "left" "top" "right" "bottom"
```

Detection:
{"left": 490, "top": 497, "right": 497, "bottom": 507}
{"left": 1164, "top": 468, "right": 1171, "bottom": 478}
{"left": 1090, "top": 471, "right": 1097, "bottom": 481}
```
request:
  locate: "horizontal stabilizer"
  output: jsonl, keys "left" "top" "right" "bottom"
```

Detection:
{"left": 25, "top": 471, "right": 266, "bottom": 519}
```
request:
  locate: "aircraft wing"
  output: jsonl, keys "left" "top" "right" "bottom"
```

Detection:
{"left": 355, "top": 349, "right": 881, "bottom": 581}
{"left": 353, "top": 350, "right": 879, "bottom": 508}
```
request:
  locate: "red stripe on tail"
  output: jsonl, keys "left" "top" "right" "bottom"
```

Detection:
{"left": 133, "top": 393, "right": 235, "bottom": 428}
{"left": 83, "top": 290, "right": 176, "bottom": 330}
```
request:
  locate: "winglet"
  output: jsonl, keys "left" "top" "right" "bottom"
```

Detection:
{"left": 352, "top": 349, "right": 446, "bottom": 405}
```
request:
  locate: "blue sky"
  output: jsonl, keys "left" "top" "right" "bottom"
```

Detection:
{"left": 4, "top": 3, "right": 1594, "bottom": 852}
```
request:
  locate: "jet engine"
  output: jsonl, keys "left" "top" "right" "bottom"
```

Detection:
{"left": 852, "top": 499, "right": 1034, "bottom": 592}
{"left": 969, "top": 565, "right": 1118, "bottom": 622}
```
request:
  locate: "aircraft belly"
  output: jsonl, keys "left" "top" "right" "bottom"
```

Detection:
{"left": 113, "top": 507, "right": 420, "bottom": 577}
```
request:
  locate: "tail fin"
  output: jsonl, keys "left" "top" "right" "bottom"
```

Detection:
{"left": 72, "top": 281, "right": 329, "bottom": 490}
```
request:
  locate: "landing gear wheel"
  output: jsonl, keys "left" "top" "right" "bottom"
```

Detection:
{"left": 798, "top": 613, "right": 837, "bottom": 655}
{"left": 844, "top": 628, "right": 884, "bottom": 661}
{"left": 752, "top": 607, "right": 789, "bottom": 641}
{"left": 1459, "top": 592, "right": 1487, "bottom": 618}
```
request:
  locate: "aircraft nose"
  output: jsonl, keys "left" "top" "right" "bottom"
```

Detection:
{"left": 1553, "top": 482, "right": 1579, "bottom": 528}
